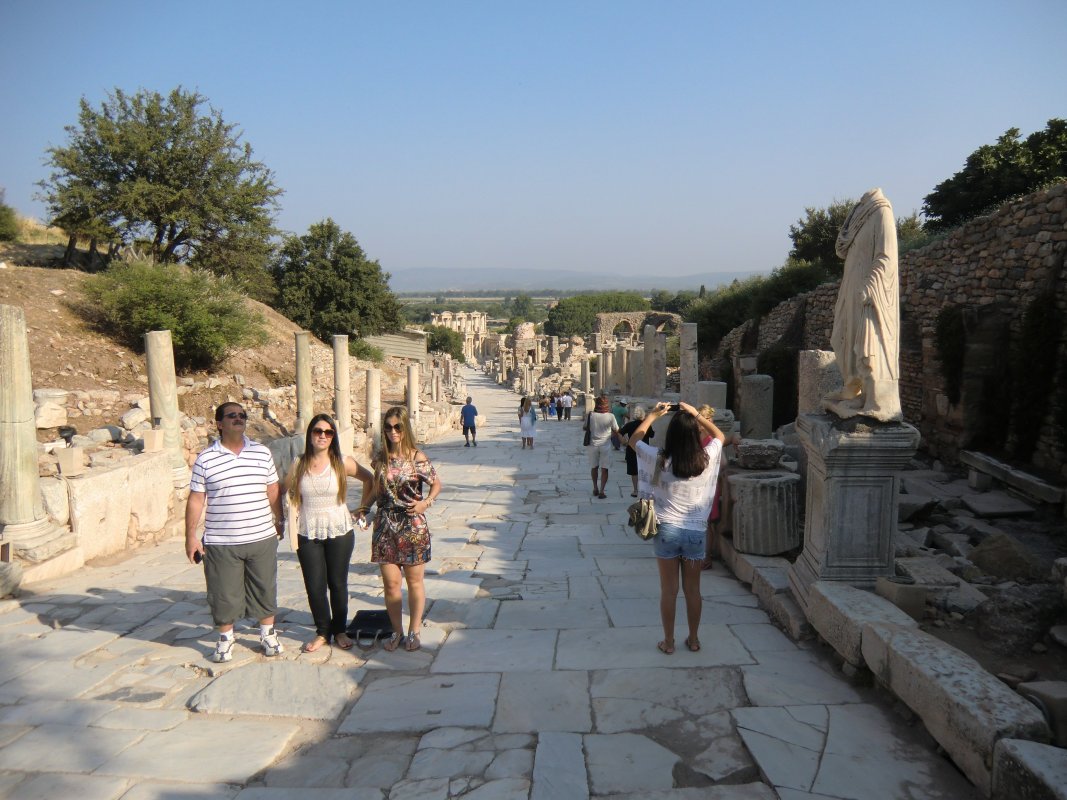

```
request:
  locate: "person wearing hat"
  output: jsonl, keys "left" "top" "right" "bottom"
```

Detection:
{"left": 610, "top": 397, "right": 629, "bottom": 450}
{"left": 584, "top": 394, "right": 619, "bottom": 498}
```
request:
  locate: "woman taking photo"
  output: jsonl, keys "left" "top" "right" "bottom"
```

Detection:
{"left": 285, "top": 414, "right": 373, "bottom": 653}
{"left": 366, "top": 406, "right": 442, "bottom": 652}
{"left": 627, "top": 401, "right": 724, "bottom": 654}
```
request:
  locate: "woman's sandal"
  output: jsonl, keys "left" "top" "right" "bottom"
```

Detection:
{"left": 334, "top": 632, "right": 354, "bottom": 651}
{"left": 598, "top": 493, "right": 607, "bottom": 499}
{"left": 405, "top": 631, "right": 421, "bottom": 652}
{"left": 657, "top": 639, "right": 675, "bottom": 655}
{"left": 302, "top": 635, "right": 328, "bottom": 653}
{"left": 685, "top": 636, "right": 701, "bottom": 652}
{"left": 382, "top": 632, "right": 403, "bottom": 652}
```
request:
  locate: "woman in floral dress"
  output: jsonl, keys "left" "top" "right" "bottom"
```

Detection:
{"left": 367, "top": 406, "right": 442, "bottom": 652}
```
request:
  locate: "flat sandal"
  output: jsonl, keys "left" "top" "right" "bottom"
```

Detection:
{"left": 382, "top": 632, "right": 403, "bottom": 652}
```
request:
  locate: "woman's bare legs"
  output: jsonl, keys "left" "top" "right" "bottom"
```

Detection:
{"left": 590, "top": 467, "right": 599, "bottom": 495}
{"left": 379, "top": 563, "right": 405, "bottom": 649}
{"left": 403, "top": 564, "right": 426, "bottom": 636}
{"left": 657, "top": 557, "right": 680, "bottom": 652}
{"left": 680, "top": 558, "right": 703, "bottom": 649}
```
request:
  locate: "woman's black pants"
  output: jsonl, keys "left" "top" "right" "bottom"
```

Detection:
{"left": 297, "top": 530, "right": 354, "bottom": 639}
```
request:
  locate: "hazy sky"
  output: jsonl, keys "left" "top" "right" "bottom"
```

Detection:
{"left": 2, "top": 1, "right": 1064, "bottom": 280}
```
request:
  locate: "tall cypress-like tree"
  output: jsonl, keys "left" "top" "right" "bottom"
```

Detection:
{"left": 272, "top": 219, "right": 402, "bottom": 341}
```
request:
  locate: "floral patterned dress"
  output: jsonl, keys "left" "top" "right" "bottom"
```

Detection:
{"left": 372, "top": 453, "right": 438, "bottom": 565}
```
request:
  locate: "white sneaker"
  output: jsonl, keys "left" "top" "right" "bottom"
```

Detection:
{"left": 260, "top": 627, "right": 283, "bottom": 657}
{"left": 212, "top": 636, "right": 235, "bottom": 663}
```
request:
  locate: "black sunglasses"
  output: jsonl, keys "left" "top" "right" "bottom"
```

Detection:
{"left": 312, "top": 427, "right": 335, "bottom": 438}
{"left": 384, "top": 422, "right": 403, "bottom": 432}
{"left": 224, "top": 412, "right": 248, "bottom": 420}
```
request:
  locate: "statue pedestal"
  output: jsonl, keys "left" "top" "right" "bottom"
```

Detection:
{"left": 788, "top": 413, "right": 919, "bottom": 611}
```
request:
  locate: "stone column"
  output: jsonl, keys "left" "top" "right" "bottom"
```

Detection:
{"left": 613, "top": 347, "right": 625, "bottom": 394}
{"left": 788, "top": 414, "right": 920, "bottom": 610}
{"left": 294, "top": 331, "right": 313, "bottom": 433}
{"left": 601, "top": 346, "right": 612, "bottom": 392}
{"left": 728, "top": 470, "right": 801, "bottom": 555}
{"left": 628, "top": 347, "right": 644, "bottom": 398}
{"left": 331, "top": 335, "right": 354, "bottom": 455}
{"left": 144, "top": 330, "right": 191, "bottom": 487}
{"left": 650, "top": 332, "right": 667, "bottom": 397}
{"left": 680, "top": 323, "right": 699, "bottom": 403}
{"left": 798, "top": 349, "right": 843, "bottom": 416}
{"left": 697, "top": 381, "right": 727, "bottom": 411}
{"left": 740, "top": 374, "right": 773, "bottom": 439}
{"left": 643, "top": 324, "right": 657, "bottom": 397}
{"left": 0, "top": 304, "right": 73, "bottom": 564}
{"left": 365, "top": 368, "right": 382, "bottom": 448}
{"left": 582, "top": 359, "right": 592, "bottom": 397}
{"left": 407, "top": 364, "right": 420, "bottom": 426}
{"left": 548, "top": 336, "right": 559, "bottom": 365}
{"left": 432, "top": 373, "right": 441, "bottom": 403}
{"left": 618, "top": 346, "right": 630, "bottom": 395}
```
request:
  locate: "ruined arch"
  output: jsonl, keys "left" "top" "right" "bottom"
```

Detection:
{"left": 595, "top": 311, "right": 683, "bottom": 340}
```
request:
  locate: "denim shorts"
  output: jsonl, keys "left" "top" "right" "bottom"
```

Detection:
{"left": 653, "top": 522, "right": 706, "bottom": 561}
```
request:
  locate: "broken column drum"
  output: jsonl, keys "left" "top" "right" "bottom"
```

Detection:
{"left": 294, "top": 331, "right": 313, "bottom": 433}
{"left": 680, "top": 323, "right": 698, "bottom": 402}
{"left": 728, "top": 470, "right": 801, "bottom": 556}
{"left": 144, "top": 329, "right": 191, "bottom": 487}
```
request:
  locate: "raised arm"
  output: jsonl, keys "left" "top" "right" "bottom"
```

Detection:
{"left": 678, "top": 401, "right": 726, "bottom": 444}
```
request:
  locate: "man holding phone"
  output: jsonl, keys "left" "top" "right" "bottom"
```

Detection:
{"left": 185, "top": 402, "right": 284, "bottom": 663}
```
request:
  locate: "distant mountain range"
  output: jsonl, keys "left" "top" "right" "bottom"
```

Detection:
{"left": 387, "top": 267, "right": 764, "bottom": 294}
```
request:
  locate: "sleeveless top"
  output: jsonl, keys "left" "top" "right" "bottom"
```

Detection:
{"left": 298, "top": 463, "right": 352, "bottom": 540}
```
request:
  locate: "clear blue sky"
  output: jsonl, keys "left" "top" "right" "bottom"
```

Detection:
{"left": 1, "top": 1, "right": 1064, "bottom": 280}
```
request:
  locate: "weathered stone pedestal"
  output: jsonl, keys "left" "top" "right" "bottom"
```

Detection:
{"left": 788, "top": 413, "right": 920, "bottom": 611}
{"left": 729, "top": 469, "right": 800, "bottom": 556}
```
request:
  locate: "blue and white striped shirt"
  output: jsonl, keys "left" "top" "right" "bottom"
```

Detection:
{"left": 190, "top": 437, "right": 279, "bottom": 546}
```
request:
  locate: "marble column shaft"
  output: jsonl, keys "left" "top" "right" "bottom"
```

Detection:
{"left": 740, "top": 374, "right": 773, "bottom": 439}
{"left": 650, "top": 332, "right": 667, "bottom": 396}
{"left": 365, "top": 368, "right": 382, "bottom": 448}
{"left": 332, "top": 335, "right": 351, "bottom": 425}
{"left": 582, "top": 360, "right": 592, "bottom": 397}
{"left": 643, "top": 325, "right": 657, "bottom": 397}
{"left": 407, "top": 364, "right": 420, "bottom": 425}
{"left": 144, "top": 330, "right": 191, "bottom": 483}
{"left": 294, "top": 332, "right": 313, "bottom": 433}
{"left": 0, "top": 305, "right": 45, "bottom": 526}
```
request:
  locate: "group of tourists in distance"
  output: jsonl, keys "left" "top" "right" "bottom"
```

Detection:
{"left": 183, "top": 389, "right": 729, "bottom": 663}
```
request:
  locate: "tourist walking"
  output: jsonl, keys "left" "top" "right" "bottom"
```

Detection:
{"left": 519, "top": 396, "right": 537, "bottom": 448}
{"left": 626, "top": 401, "right": 724, "bottom": 655}
{"left": 584, "top": 394, "right": 619, "bottom": 498}
{"left": 610, "top": 396, "right": 629, "bottom": 449}
{"left": 460, "top": 396, "right": 478, "bottom": 447}
{"left": 618, "top": 404, "right": 654, "bottom": 497}
{"left": 539, "top": 395, "right": 549, "bottom": 421}
{"left": 561, "top": 391, "right": 573, "bottom": 420}
{"left": 366, "top": 407, "right": 442, "bottom": 652}
{"left": 185, "top": 402, "right": 284, "bottom": 663}
{"left": 284, "top": 414, "right": 373, "bottom": 653}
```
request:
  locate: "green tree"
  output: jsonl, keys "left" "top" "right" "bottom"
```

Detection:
{"left": 923, "top": 119, "right": 1067, "bottom": 231}
{"left": 272, "top": 219, "right": 402, "bottom": 342}
{"left": 0, "top": 189, "right": 18, "bottom": 242}
{"left": 38, "top": 87, "right": 281, "bottom": 286}
{"left": 543, "top": 291, "right": 648, "bottom": 338}
{"left": 425, "top": 324, "right": 465, "bottom": 361}
{"left": 787, "top": 199, "right": 855, "bottom": 272}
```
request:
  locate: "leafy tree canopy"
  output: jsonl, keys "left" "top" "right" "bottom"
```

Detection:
{"left": 0, "top": 188, "right": 18, "bottom": 242}
{"left": 543, "top": 291, "right": 648, "bottom": 338}
{"left": 38, "top": 87, "right": 281, "bottom": 292}
{"left": 787, "top": 199, "right": 855, "bottom": 270}
{"left": 271, "top": 218, "right": 402, "bottom": 342}
{"left": 425, "top": 324, "right": 465, "bottom": 361}
{"left": 650, "top": 289, "right": 698, "bottom": 315}
{"left": 923, "top": 119, "right": 1067, "bottom": 231}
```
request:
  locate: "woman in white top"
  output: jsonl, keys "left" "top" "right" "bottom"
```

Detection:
{"left": 585, "top": 394, "right": 619, "bottom": 498}
{"left": 628, "top": 401, "right": 724, "bottom": 655}
{"left": 285, "top": 414, "right": 373, "bottom": 653}
{"left": 519, "top": 397, "right": 537, "bottom": 449}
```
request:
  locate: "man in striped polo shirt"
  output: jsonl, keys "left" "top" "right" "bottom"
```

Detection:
{"left": 185, "top": 402, "right": 284, "bottom": 662}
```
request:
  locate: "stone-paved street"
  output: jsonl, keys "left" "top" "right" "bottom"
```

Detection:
{"left": 0, "top": 367, "right": 979, "bottom": 799}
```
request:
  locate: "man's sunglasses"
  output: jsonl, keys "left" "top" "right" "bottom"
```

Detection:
{"left": 384, "top": 423, "right": 403, "bottom": 432}
{"left": 312, "top": 428, "right": 335, "bottom": 438}
{"left": 224, "top": 412, "right": 248, "bottom": 420}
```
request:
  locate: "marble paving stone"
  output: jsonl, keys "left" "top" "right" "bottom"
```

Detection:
{"left": 692, "top": 714, "right": 757, "bottom": 783}
{"left": 431, "top": 629, "right": 557, "bottom": 673}
{"left": 584, "top": 732, "right": 678, "bottom": 794}
{"left": 0, "top": 629, "right": 117, "bottom": 683}
{"left": 236, "top": 790, "right": 383, "bottom": 800}
{"left": 259, "top": 753, "right": 348, "bottom": 787}
{"left": 0, "top": 725, "right": 30, "bottom": 748}
{"left": 494, "top": 598, "right": 609, "bottom": 630}
{"left": 730, "top": 623, "right": 798, "bottom": 652}
{"left": 604, "top": 788, "right": 777, "bottom": 800}
{"left": 92, "top": 707, "right": 190, "bottom": 731}
{"left": 593, "top": 557, "right": 655, "bottom": 576}
{"left": 531, "top": 731, "right": 588, "bottom": 800}
{"left": 188, "top": 661, "right": 363, "bottom": 719}
{"left": 812, "top": 703, "right": 979, "bottom": 799}
{"left": 0, "top": 723, "right": 143, "bottom": 772}
{"left": 592, "top": 668, "right": 747, "bottom": 733}
{"left": 773, "top": 790, "right": 843, "bottom": 800}
{"left": 95, "top": 717, "right": 300, "bottom": 782}
{"left": 418, "top": 727, "right": 486, "bottom": 749}
{"left": 557, "top": 625, "right": 753, "bottom": 671}
{"left": 452, "top": 779, "right": 530, "bottom": 799}
{"left": 486, "top": 748, "right": 534, "bottom": 779}
{"left": 600, "top": 574, "right": 662, "bottom": 599}
{"left": 339, "top": 673, "right": 499, "bottom": 733}
{"left": 0, "top": 699, "right": 117, "bottom": 727}
{"left": 604, "top": 597, "right": 770, "bottom": 627}
{"left": 6, "top": 772, "right": 131, "bottom": 800}
{"left": 567, "top": 576, "right": 607, "bottom": 599}
{"left": 494, "top": 670, "right": 591, "bottom": 733}
{"left": 524, "top": 557, "right": 598, "bottom": 578}
{"left": 422, "top": 574, "right": 482, "bottom": 601}
{"left": 407, "top": 747, "right": 495, "bottom": 779}
{"left": 742, "top": 651, "right": 865, "bottom": 706}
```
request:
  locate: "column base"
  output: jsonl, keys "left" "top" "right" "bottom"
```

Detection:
{"left": 0, "top": 517, "right": 76, "bottom": 563}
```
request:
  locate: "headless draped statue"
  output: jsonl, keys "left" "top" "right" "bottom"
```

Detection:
{"left": 823, "top": 188, "right": 903, "bottom": 422}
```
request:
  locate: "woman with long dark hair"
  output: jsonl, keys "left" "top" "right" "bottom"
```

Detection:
{"left": 366, "top": 406, "right": 442, "bottom": 652}
{"left": 284, "top": 414, "right": 373, "bottom": 653}
{"left": 627, "top": 401, "right": 724, "bottom": 654}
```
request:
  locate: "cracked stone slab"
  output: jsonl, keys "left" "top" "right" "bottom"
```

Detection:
{"left": 532, "top": 731, "right": 587, "bottom": 800}
{"left": 339, "top": 673, "right": 499, "bottom": 733}
{"left": 558, "top": 625, "right": 752, "bottom": 671}
{"left": 188, "top": 661, "right": 364, "bottom": 719}
{"left": 235, "top": 790, "right": 383, "bottom": 800}
{"left": 584, "top": 732, "right": 678, "bottom": 794}
{"left": 604, "top": 598, "right": 770, "bottom": 627}
{"left": 494, "top": 598, "right": 609, "bottom": 630}
{"left": 0, "top": 723, "right": 143, "bottom": 773}
{"left": 95, "top": 717, "right": 300, "bottom": 783}
{"left": 495, "top": 670, "right": 591, "bottom": 733}
{"left": 431, "top": 629, "right": 556, "bottom": 673}
{"left": 591, "top": 668, "right": 747, "bottom": 734}
{"left": 4, "top": 773, "right": 132, "bottom": 800}
{"left": 742, "top": 651, "right": 865, "bottom": 706}
{"left": 603, "top": 786, "right": 777, "bottom": 799}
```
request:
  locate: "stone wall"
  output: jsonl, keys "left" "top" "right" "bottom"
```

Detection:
{"left": 713, "top": 182, "right": 1067, "bottom": 478}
